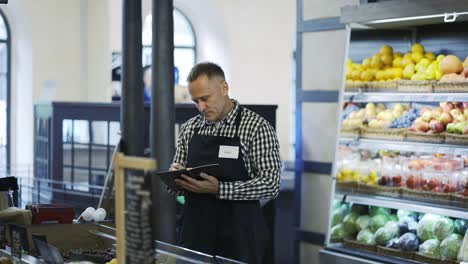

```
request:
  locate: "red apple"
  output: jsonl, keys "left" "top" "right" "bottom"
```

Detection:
{"left": 463, "top": 188, "right": 468, "bottom": 196}
{"left": 433, "top": 186, "right": 442, "bottom": 193}
{"left": 441, "top": 102, "right": 455, "bottom": 113}
{"left": 415, "top": 121, "right": 430, "bottom": 132}
{"left": 420, "top": 107, "right": 431, "bottom": 114}
{"left": 433, "top": 107, "right": 443, "bottom": 113}
{"left": 422, "top": 183, "right": 430, "bottom": 191}
{"left": 443, "top": 184, "right": 457, "bottom": 193}
{"left": 465, "top": 66, "right": 468, "bottom": 78}
{"left": 430, "top": 120, "right": 445, "bottom": 133}
{"left": 439, "top": 112, "right": 454, "bottom": 125}
{"left": 392, "top": 175, "right": 402, "bottom": 185}
{"left": 406, "top": 175, "right": 417, "bottom": 189}
{"left": 463, "top": 102, "right": 468, "bottom": 109}
{"left": 428, "top": 178, "right": 440, "bottom": 189}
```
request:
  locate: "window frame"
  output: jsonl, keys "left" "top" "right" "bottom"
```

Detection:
{"left": 0, "top": 8, "right": 11, "bottom": 173}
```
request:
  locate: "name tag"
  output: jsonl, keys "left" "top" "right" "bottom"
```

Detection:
{"left": 218, "top": 145, "right": 239, "bottom": 159}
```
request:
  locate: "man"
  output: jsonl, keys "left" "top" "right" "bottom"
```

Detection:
{"left": 171, "top": 62, "right": 281, "bottom": 263}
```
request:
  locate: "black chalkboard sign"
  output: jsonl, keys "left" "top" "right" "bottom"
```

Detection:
{"left": 9, "top": 224, "right": 24, "bottom": 258}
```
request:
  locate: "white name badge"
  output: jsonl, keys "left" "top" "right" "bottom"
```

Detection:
{"left": 218, "top": 145, "right": 239, "bottom": 159}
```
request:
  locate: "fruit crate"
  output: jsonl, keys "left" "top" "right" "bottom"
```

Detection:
{"left": 360, "top": 128, "right": 406, "bottom": 141}
{"left": 345, "top": 80, "right": 366, "bottom": 90}
{"left": 357, "top": 183, "right": 379, "bottom": 195}
{"left": 406, "top": 131, "right": 445, "bottom": 144}
{"left": 340, "top": 127, "right": 360, "bottom": 139}
{"left": 414, "top": 253, "right": 459, "bottom": 264}
{"left": 445, "top": 133, "right": 468, "bottom": 145}
{"left": 366, "top": 81, "right": 398, "bottom": 91}
{"left": 434, "top": 81, "right": 468, "bottom": 93}
{"left": 397, "top": 80, "right": 434, "bottom": 93}
{"left": 343, "top": 239, "right": 376, "bottom": 253}
{"left": 376, "top": 246, "right": 415, "bottom": 260}
{"left": 401, "top": 188, "right": 452, "bottom": 202}
{"left": 374, "top": 185, "right": 401, "bottom": 198}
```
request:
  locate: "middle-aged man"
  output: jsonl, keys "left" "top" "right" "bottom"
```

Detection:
{"left": 170, "top": 62, "right": 282, "bottom": 264}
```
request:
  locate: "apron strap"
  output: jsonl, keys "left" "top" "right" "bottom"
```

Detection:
{"left": 234, "top": 106, "right": 243, "bottom": 137}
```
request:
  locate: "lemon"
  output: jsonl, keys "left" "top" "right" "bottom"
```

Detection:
{"left": 435, "top": 70, "right": 443, "bottom": 80}
{"left": 362, "top": 58, "right": 372, "bottom": 69}
{"left": 351, "top": 70, "right": 362, "bottom": 80}
{"left": 371, "top": 55, "right": 383, "bottom": 69}
{"left": 360, "top": 70, "right": 375, "bottom": 82}
{"left": 375, "top": 70, "right": 385, "bottom": 81}
{"left": 411, "top": 52, "right": 424, "bottom": 63}
{"left": 380, "top": 45, "right": 393, "bottom": 55}
{"left": 392, "top": 57, "right": 403, "bottom": 68}
{"left": 425, "top": 52, "right": 436, "bottom": 61}
{"left": 393, "top": 68, "right": 403, "bottom": 79}
{"left": 412, "top": 43, "right": 425, "bottom": 54}
{"left": 436, "top": 54, "right": 445, "bottom": 63}
{"left": 401, "top": 58, "right": 413, "bottom": 67}
{"left": 416, "top": 64, "right": 427, "bottom": 74}
{"left": 347, "top": 58, "right": 353, "bottom": 67}
{"left": 411, "top": 73, "right": 425, "bottom": 81}
{"left": 381, "top": 53, "right": 393, "bottom": 66}
{"left": 394, "top": 52, "right": 403, "bottom": 58}
{"left": 418, "top": 58, "right": 431, "bottom": 68}
{"left": 403, "top": 63, "right": 415, "bottom": 79}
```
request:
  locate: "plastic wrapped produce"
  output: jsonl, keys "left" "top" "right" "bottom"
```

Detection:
{"left": 356, "top": 215, "right": 371, "bottom": 232}
{"left": 343, "top": 212, "right": 359, "bottom": 235}
{"left": 417, "top": 214, "right": 442, "bottom": 242}
{"left": 454, "top": 219, "right": 468, "bottom": 235}
{"left": 331, "top": 224, "right": 345, "bottom": 240}
{"left": 386, "top": 238, "right": 400, "bottom": 249}
{"left": 440, "top": 234, "right": 463, "bottom": 260}
{"left": 397, "top": 210, "right": 418, "bottom": 221}
{"left": 369, "top": 206, "right": 391, "bottom": 217}
{"left": 331, "top": 204, "right": 349, "bottom": 227}
{"left": 418, "top": 239, "right": 441, "bottom": 258}
{"left": 433, "top": 217, "right": 455, "bottom": 241}
{"left": 398, "top": 216, "right": 418, "bottom": 235}
{"left": 374, "top": 223, "right": 399, "bottom": 246}
{"left": 370, "top": 214, "right": 390, "bottom": 233}
{"left": 356, "top": 229, "right": 375, "bottom": 245}
{"left": 399, "top": 232, "right": 420, "bottom": 251}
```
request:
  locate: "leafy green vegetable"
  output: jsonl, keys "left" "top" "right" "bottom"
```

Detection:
{"left": 370, "top": 214, "right": 389, "bottom": 233}
{"left": 331, "top": 204, "right": 349, "bottom": 227}
{"left": 417, "top": 214, "right": 441, "bottom": 242}
{"left": 356, "top": 215, "right": 371, "bottom": 232}
{"left": 418, "top": 239, "right": 441, "bottom": 258}
{"left": 440, "top": 234, "right": 463, "bottom": 260}
{"left": 399, "top": 232, "right": 420, "bottom": 251}
{"left": 356, "top": 229, "right": 375, "bottom": 245}
{"left": 343, "top": 213, "right": 359, "bottom": 235}
{"left": 370, "top": 206, "right": 391, "bottom": 217}
{"left": 331, "top": 224, "right": 345, "bottom": 240}
{"left": 374, "top": 225, "right": 399, "bottom": 246}
{"left": 397, "top": 210, "right": 418, "bottom": 221}
{"left": 433, "top": 217, "right": 454, "bottom": 241}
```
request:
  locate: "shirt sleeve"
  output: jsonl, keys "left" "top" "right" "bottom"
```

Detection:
{"left": 168, "top": 122, "right": 191, "bottom": 196}
{"left": 217, "top": 121, "right": 282, "bottom": 200}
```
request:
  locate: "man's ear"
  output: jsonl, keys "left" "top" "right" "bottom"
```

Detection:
{"left": 221, "top": 80, "right": 229, "bottom": 96}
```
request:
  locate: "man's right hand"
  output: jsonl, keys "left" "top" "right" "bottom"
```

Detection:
{"left": 170, "top": 163, "right": 184, "bottom": 171}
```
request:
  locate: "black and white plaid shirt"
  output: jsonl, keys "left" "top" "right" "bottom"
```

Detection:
{"left": 173, "top": 100, "right": 282, "bottom": 200}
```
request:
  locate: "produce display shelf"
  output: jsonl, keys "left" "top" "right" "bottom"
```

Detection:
{"left": 339, "top": 137, "right": 468, "bottom": 156}
{"left": 343, "top": 92, "right": 468, "bottom": 103}
{"left": 322, "top": 244, "right": 422, "bottom": 264}
{"left": 335, "top": 193, "right": 468, "bottom": 220}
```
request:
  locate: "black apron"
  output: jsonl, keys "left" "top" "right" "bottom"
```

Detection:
{"left": 179, "top": 107, "right": 269, "bottom": 264}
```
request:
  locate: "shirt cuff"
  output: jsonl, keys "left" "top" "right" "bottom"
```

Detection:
{"left": 217, "top": 181, "right": 234, "bottom": 200}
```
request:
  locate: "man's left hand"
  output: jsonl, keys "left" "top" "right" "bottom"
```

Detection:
{"left": 175, "top": 172, "right": 219, "bottom": 194}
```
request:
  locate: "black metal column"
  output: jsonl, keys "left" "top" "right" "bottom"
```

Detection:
{"left": 151, "top": 0, "right": 177, "bottom": 243}
{"left": 121, "top": 0, "right": 144, "bottom": 156}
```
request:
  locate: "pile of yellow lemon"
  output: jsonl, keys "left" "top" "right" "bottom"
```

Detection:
{"left": 337, "top": 168, "right": 378, "bottom": 185}
{"left": 346, "top": 43, "right": 444, "bottom": 82}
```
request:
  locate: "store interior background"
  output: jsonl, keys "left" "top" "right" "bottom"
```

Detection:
{"left": 0, "top": 0, "right": 362, "bottom": 263}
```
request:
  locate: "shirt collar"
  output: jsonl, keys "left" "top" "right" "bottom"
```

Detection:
{"left": 203, "top": 99, "right": 240, "bottom": 126}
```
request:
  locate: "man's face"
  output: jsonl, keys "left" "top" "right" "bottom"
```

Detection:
{"left": 188, "top": 75, "right": 229, "bottom": 122}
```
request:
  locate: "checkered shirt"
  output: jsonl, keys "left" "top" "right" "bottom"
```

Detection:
{"left": 173, "top": 100, "right": 282, "bottom": 200}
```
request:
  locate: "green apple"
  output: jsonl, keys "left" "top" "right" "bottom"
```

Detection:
{"left": 447, "top": 123, "right": 456, "bottom": 134}
{"left": 455, "top": 122, "right": 467, "bottom": 134}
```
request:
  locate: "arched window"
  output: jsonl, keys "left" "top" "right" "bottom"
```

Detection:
{"left": 142, "top": 8, "right": 196, "bottom": 86}
{"left": 0, "top": 10, "right": 10, "bottom": 175}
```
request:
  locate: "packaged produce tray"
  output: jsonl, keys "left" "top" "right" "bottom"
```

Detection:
{"left": 336, "top": 181, "right": 359, "bottom": 193}
{"left": 366, "top": 81, "right": 398, "bottom": 91}
{"left": 406, "top": 131, "right": 445, "bottom": 143}
{"left": 340, "top": 128, "right": 360, "bottom": 139}
{"left": 397, "top": 80, "right": 434, "bottom": 93}
{"left": 414, "top": 253, "right": 458, "bottom": 264}
{"left": 402, "top": 188, "right": 452, "bottom": 202}
{"left": 361, "top": 128, "right": 406, "bottom": 141}
{"left": 445, "top": 133, "right": 468, "bottom": 145}
{"left": 376, "top": 246, "right": 415, "bottom": 260}
{"left": 434, "top": 81, "right": 468, "bottom": 93}
{"left": 343, "top": 239, "right": 376, "bottom": 253}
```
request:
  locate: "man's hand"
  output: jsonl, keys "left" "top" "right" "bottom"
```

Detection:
{"left": 175, "top": 172, "right": 219, "bottom": 194}
{"left": 170, "top": 163, "right": 184, "bottom": 171}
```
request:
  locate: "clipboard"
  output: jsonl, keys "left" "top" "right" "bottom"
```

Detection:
{"left": 155, "top": 164, "right": 220, "bottom": 191}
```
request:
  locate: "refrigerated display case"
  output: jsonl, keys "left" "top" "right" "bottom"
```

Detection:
{"left": 321, "top": 1, "right": 468, "bottom": 263}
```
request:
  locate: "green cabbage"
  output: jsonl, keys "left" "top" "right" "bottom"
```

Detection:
{"left": 331, "top": 224, "right": 345, "bottom": 240}
{"left": 418, "top": 239, "right": 441, "bottom": 258}
{"left": 374, "top": 225, "right": 399, "bottom": 246}
{"left": 356, "top": 229, "right": 375, "bottom": 245}
{"left": 370, "top": 206, "right": 391, "bottom": 217}
{"left": 433, "top": 217, "right": 454, "bottom": 241}
{"left": 343, "top": 213, "right": 359, "bottom": 235}
{"left": 331, "top": 204, "right": 349, "bottom": 227}
{"left": 397, "top": 210, "right": 418, "bottom": 220}
{"left": 440, "top": 234, "right": 463, "bottom": 260}
{"left": 388, "top": 214, "right": 398, "bottom": 222}
{"left": 417, "top": 214, "right": 442, "bottom": 242}
{"left": 370, "top": 214, "right": 389, "bottom": 233}
{"left": 356, "top": 215, "right": 371, "bottom": 232}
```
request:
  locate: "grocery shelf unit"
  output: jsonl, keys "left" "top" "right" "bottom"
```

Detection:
{"left": 318, "top": 1, "right": 468, "bottom": 264}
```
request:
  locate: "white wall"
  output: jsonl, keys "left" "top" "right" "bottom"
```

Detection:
{"left": 4, "top": 0, "right": 296, "bottom": 169}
